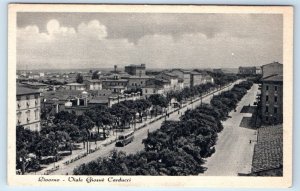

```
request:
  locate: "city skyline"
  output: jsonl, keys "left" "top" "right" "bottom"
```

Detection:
{"left": 17, "top": 13, "right": 283, "bottom": 70}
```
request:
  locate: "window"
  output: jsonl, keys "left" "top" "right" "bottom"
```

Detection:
{"left": 26, "top": 95, "right": 30, "bottom": 100}
{"left": 265, "top": 116, "right": 269, "bottom": 121}
{"left": 274, "top": 107, "right": 278, "bottom": 114}
{"left": 266, "top": 85, "right": 269, "bottom": 91}
{"left": 265, "top": 106, "right": 269, "bottom": 113}
{"left": 17, "top": 112, "right": 22, "bottom": 124}
{"left": 275, "top": 96, "right": 278, "bottom": 102}
{"left": 26, "top": 110, "right": 30, "bottom": 122}
{"left": 35, "top": 110, "right": 39, "bottom": 120}
{"left": 17, "top": 96, "right": 21, "bottom": 101}
{"left": 266, "top": 95, "right": 269, "bottom": 102}
{"left": 275, "top": 86, "right": 278, "bottom": 91}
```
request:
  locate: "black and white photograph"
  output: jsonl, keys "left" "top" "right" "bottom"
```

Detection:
{"left": 7, "top": 4, "right": 293, "bottom": 187}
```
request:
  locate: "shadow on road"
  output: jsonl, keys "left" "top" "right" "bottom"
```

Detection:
{"left": 240, "top": 105, "right": 256, "bottom": 113}
{"left": 239, "top": 105, "right": 260, "bottom": 129}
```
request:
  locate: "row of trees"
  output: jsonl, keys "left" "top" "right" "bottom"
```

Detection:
{"left": 73, "top": 80, "right": 254, "bottom": 175}
{"left": 17, "top": 72, "right": 240, "bottom": 173}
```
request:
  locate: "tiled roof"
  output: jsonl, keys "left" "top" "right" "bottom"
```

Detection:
{"left": 252, "top": 125, "right": 283, "bottom": 173}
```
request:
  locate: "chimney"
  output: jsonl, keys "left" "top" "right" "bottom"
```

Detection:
{"left": 114, "top": 65, "right": 117, "bottom": 73}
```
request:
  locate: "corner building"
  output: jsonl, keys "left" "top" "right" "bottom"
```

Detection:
{"left": 16, "top": 86, "right": 41, "bottom": 131}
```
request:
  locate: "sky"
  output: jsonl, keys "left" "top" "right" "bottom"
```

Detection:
{"left": 16, "top": 12, "right": 283, "bottom": 70}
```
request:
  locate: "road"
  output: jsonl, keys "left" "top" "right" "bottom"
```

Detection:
{"left": 49, "top": 80, "right": 243, "bottom": 175}
{"left": 200, "top": 83, "right": 259, "bottom": 176}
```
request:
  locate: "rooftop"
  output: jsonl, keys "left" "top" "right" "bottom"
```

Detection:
{"left": 171, "top": 69, "right": 191, "bottom": 74}
{"left": 263, "top": 74, "right": 283, "bottom": 82}
{"left": 17, "top": 86, "right": 40, "bottom": 95}
{"left": 252, "top": 124, "right": 283, "bottom": 173}
{"left": 261, "top": 62, "right": 283, "bottom": 67}
{"left": 22, "top": 82, "right": 48, "bottom": 86}
{"left": 85, "top": 79, "right": 102, "bottom": 83}
{"left": 89, "top": 97, "right": 109, "bottom": 104}
{"left": 66, "top": 83, "right": 86, "bottom": 86}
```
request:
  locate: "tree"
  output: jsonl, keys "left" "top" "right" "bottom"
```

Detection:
{"left": 92, "top": 70, "right": 100, "bottom": 79}
{"left": 76, "top": 73, "right": 84, "bottom": 83}
{"left": 35, "top": 138, "right": 58, "bottom": 157}
{"left": 148, "top": 94, "right": 168, "bottom": 108}
{"left": 76, "top": 115, "right": 95, "bottom": 151}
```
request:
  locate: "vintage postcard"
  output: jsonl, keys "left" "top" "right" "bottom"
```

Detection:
{"left": 7, "top": 4, "right": 293, "bottom": 187}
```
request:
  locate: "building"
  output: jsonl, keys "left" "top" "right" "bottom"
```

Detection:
{"left": 88, "top": 90, "right": 114, "bottom": 107}
{"left": 142, "top": 84, "right": 165, "bottom": 99}
{"left": 169, "top": 69, "right": 191, "bottom": 87}
{"left": 20, "top": 81, "right": 48, "bottom": 92}
{"left": 142, "top": 78, "right": 171, "bottom": 98}
{"left": 16, "top": 86, "right": 41, "bottom": 131}
{"left": 256, "top": 67, "right": 262, "bottom": 74}
{"left": 84, "top": 79, "right": 102, "bottom": 91}
{"left": 156, "top": 72, "right": 181, "bottom": 91}
{"left": 260, "top": 62, "right": 283, "bottom": 125}
{"left": 261, "top": 62, "right": 283, "bottom": 79}
{"left": 261, "top": 74, "right": 283, "bottom": 124}
{"left": 101, "top": 75, "right": 128, "bottom": 93}
{"left": 125, "top": 64, "right": 146, "bottom": 76}
{"left": 123, "top": 75, "right": 154, "bottom": 90}
{"left": 190, "top": 71, "right": 214, "bottom": 87}
{"left": 238, "top": 66, "right": 257, "bottom": 75}
{"left": 43, "top": 90, "right": 93, "bottom": 115}
{"left": 65, "top": 83, "right": 86, "bottom": 91}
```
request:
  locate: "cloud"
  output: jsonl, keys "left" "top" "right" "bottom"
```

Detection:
{"left": 46, "top": 19, "right": 76, "bottom": 36}
{"left": 77, "top": 20, "right": 107, "bottom": 40}
{"left": 17, "top": 18, "right": 282, "bottom": 70}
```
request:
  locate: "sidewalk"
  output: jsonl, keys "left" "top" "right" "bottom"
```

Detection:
{"left": 200, "top": 83, "right": 259, "bottom": 176}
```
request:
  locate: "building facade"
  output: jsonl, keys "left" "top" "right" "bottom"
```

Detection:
{"left": 66, "top": 83, "right": 86, "bottom": 91}
{"left": 84, "top": 79, "right": 102, "bottom": 90}
{"left": 125, "top": 64, "right": 146, "bottom": 76}
{"left": 170, "top": 69, "right": 191, "bottom": 87}
{"left": 238, "top": 66, "right": 257, "bottom": 75}
{"left": 190, "top": 71, "right": 214, "bottom": 87}
{"left": 102, "top": 76, "right": 128, "bottom": 93}
{"left": 124, "top": 75, "right": 153, "bottom": 90}
{"left": 261, "top": 75, "right": 283, "bottom": 125}
{"left": 260, "top": 62, "right": 283, "bottom": 125}
{"left": 156, "top": 72, "right": 181, "bottom": 91}
{"left": 261, "top": 62, "right": 283, "bottom": 78}
{"left": 16, "top": 86, "right": 41, "bottom": 131}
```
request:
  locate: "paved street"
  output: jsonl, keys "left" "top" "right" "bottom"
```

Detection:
{"left": 40, "top": 80, "right": 243, "bottom": 175}
{"left": 200, "top": 83, "right": 259, "bottom": 176}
